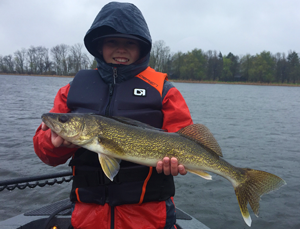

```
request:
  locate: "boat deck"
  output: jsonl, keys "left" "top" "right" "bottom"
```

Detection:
{"left": 0, "top": 199, "right": 210, "bottom": 229}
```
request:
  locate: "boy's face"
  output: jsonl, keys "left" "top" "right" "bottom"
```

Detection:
{"left": 100, "top": 37, "right": 140, "bottom": 65}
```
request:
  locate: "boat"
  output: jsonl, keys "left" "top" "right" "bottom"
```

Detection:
{"left": 0, "top": 172, "right": 210, "bottom": 229}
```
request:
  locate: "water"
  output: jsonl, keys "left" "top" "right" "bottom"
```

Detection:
{"left": 173, "top": 83, "right": 300, "bottom": 229}
{"left": 0, "top": 75, "right": 299, "bottom": 229}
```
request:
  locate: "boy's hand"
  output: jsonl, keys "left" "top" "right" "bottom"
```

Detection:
{"left": 156, "top": 157, "right": 187, "bottom": 176}
{"left": 41, "top": 122, "right": 79, "bottom": 148}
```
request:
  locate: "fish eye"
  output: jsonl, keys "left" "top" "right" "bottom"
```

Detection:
{"left": 58, "top": 115, "right": 69, "bottom": 123}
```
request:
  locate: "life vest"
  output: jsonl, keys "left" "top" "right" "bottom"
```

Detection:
{"left": 67, "top": 67, "right": 167, "bottom": 127}
{"left": 67, "top": 67, "right": 175, "bottom": 206}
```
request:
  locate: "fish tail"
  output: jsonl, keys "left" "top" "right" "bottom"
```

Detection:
{"left": 234, "top": 168, "right": 286, "bottom": 227}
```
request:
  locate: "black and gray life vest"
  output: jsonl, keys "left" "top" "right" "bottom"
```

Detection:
{"left": 67, "top": 68, "right": 175, "bottom": 206}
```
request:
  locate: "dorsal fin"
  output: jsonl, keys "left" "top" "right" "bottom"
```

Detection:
{"left": 177, "top": 124, "right": 223, "bottom": 157}
{"left": 110, "top": 116, "right": 165, "bottom": 131}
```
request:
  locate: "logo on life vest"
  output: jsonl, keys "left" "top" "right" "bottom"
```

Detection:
{"left": 133, "top": 88, "right": 146, "bottom": 97}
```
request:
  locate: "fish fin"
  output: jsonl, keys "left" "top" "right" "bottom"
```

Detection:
{"left": 98, "top": 153, "right": 121, "bottom": 181}
{"left": 111, "top": 116, "right": 165, "bottom": 131}
{"left": 187, "top": 169, "right": 212, "bottom": 180}
{"left": 177, "top": 124, "right": 222, "bottom": 157}
{"left": 234, "top": 168, "right": 286, "bottom": 227}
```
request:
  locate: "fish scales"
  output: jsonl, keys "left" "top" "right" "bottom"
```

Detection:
{"left": 102, "top": 120, "right": 223, "bottom": 171}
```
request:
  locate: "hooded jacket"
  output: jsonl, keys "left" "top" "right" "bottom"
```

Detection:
{"left": 33, "top": 1, "right": 193, "bottom": 168}
{"left": 84, "top": 2, "right": 152, "bottom": 85}
{"left": 67, "top": 2, "right": 177, "bottom": 206}
{"left": 33, "top": 2, "right": 193, "bottom": 228}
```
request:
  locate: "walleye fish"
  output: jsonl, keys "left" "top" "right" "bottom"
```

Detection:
{"left": 41, "top": 113, "right": 286, "bottom": 227}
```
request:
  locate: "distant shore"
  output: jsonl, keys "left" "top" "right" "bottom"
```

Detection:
{"left": 0, "top": 73, "right": 74, "bottom": 78}
{"left": 1, "top": 73, "right": 299, "bottom": 87}
{"left": 170, "top": 79, "right": 300, "bottom": 87}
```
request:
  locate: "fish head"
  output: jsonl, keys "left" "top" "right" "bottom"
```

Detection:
{"left": 41, "top": 113, "right": 101, "bottom": 146}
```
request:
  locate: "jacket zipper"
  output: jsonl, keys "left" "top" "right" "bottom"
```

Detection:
{"left": 107, "top": 67, "right": 118, "bottom": 229}
{"left": 111, "top": 206, "right": 115, "bottom": 229}
{"left": 106, "top": 67, "right": 117, "bottom": 228}
{"left": 112, "top": 67, "right": 118, "bottom": 84}
{"left": 105, "top": 67, "right": 118, "bottom": 116}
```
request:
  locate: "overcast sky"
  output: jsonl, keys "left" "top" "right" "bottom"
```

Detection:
{"left": 1, "top": 0, "right": 299, "bottom": 58}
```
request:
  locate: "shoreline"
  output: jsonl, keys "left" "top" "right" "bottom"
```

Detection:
{"left": 1, "top": 73, "right": 299, "bottom": 87}
{"left": 169, "top": 79, "right": 300, "bottom": 87}
{"left": 0, "top": 73, "right": 75, "bottom": 78}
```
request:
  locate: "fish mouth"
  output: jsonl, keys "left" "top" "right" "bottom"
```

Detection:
{"left": 41, "top": 114, "right": 50, "bottom": 125}
{"left": 41, "top": 113, "right": 59, "bottom": 132}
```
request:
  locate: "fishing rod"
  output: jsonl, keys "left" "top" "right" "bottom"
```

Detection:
{"left": 0, "top": 171, "right": 73, "bottom": 191}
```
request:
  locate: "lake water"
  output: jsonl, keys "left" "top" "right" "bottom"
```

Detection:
{"left": 0, "top": 74, "right": 299, "bottom": 229}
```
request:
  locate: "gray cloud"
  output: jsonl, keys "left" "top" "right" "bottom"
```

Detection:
{"left": 1, "top": 0, "right": 299, "bottom": 57}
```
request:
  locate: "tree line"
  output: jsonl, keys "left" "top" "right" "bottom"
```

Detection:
{"left": 1, "top": 40, "right": 300, "bottom": 83}
{"left": 0, "top": 44, "right": 93, "bottom": 76}
{"left": 149, "top": 40, "right": 300, "bottom": 84}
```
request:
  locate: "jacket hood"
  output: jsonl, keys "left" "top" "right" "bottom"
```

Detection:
{"left": 84, "top": 2, "right": 152, "bottom": 84}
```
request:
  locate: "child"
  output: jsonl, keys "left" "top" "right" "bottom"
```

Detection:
{"left": 33, "top": 2, "right": 193, "bottom": 228}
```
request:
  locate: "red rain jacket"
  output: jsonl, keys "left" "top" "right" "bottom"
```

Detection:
{"left": 33, "top": 83, "right": 193, "bottom": 229}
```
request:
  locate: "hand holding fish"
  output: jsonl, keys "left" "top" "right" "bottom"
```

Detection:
{"left": 41, "top": 122, "right": 79, "bottom": 148}
{"left": 156, "top": 157, "right": 187, "bottom": 176}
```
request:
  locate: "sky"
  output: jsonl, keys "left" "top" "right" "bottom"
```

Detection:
{"left": 1, "top": 0, "right": 300, "bottom": 58}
